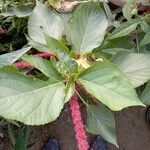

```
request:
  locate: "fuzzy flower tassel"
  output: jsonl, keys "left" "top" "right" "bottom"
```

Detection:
{"left": 69, "top": 94, "right": 89, "bottom": 150}
{"left": 14, "top": 52, "right": 53, "bottom": 68}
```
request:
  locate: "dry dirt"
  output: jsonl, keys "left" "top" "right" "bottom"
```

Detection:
{"left": 30, "top": 105, "right": 150, "bottom": 150}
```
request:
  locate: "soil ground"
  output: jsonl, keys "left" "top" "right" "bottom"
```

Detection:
{"left": 108, "top": 107, "right": 150, "bottom": 150}
{"left": 31, "top": 105, "right": 150, "bottom": 150}
{"left": 1, "top": 104, "right": 150, "bottom": 150}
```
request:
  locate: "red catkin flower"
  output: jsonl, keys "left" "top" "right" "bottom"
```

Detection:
{"left": 69, "top": 94, "right": 89, "bottom": 150}
{"left": 14, "top": 61, "right": 31, "bottom": 68}
{"left": 35, "top": 52, "right": 53, "bottom": 57}
{"left": 14, "top": 52, "right": 53, "bottom": 69}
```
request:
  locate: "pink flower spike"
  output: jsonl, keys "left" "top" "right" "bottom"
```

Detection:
{"left": 14, "top": 52, "right": 53, "bottom": 69}
{"left": 35, "top": 52, "right": 53, "bottom": 57}
{"left": 69, "top": 94, "right": 89, "bottom": 150}
{"left": 14, "top": 61, "right": 31, "bottom": 69}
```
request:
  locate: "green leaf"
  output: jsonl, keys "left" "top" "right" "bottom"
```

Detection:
{"left": 140, "top": 82, "right": 150, "bottom": 105}
{"left": 0, "top": 46, "right": 31, "bottom": 68}
{"left": 22, "top": 55, "right": 62, "bottom": 82}
{"left": 24, "top": 127, "right": 32, "bottom": 149}
{"left": 122, "top": 2, "right": 135, "bottom": 20}
{"left": 45, "top": 35, "right": 69, "bottom": 55}
{"left": 48, "top": 0, "right": 61, "bottom": 8}
{"left": 28, "top": 1, "right": 63, "bottom": 45}
{"left": 8, "top": 124, "right": 16, "bottom": 147}
{"left": 0, "top": 5, "right": 33, "bottom": 17}
{"left": 15, "top": 127, "right": 31, "bottom": 150}
{"left": 65, "top": 2, "right": 108, "bottom": 55}
{"left": 111, "top": 52, "right": 150, "bottom": 88}
{"left": 140, "top": 21, "right": 150, "bottom": 33}
{"left": 15, "top": 131, "right": 26, "bottom": 150}
{"left": 101, "top": 37, "right": 136, "bottom": 50}
{"left": 46, "top": 35, "right": 78, "bottom": 74}
{"left": 64, "top": 81, "right": 75, "bottom": 103}
{"left": 78, "top": 61, "right": 144, "bottom": 111}
{"left": 26, "top": 35, "right": 49, "bottom": 52}
{"left": 87, "top": 105, "right": 118, "bottom": 146}
{"left": 94, "top": 36, "right": 136, "bottom": 55}
{"left": 0, "top": 68, "right": 67, "bottom": 125}
{"left": 103, "top": 2, "right": 114, "bottom": 22}
{"left": 107, "top": 19, "right": 140, "bottom": 40}
{"left": 140, "top": 32, "right": 150, "bottom": 46}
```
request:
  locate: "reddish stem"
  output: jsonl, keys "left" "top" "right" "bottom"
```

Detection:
{"left": 69, "top": 94, "right": 89, "bottom": 150}
{"left": 14, "top": 52, "right": 53, "bottom": 69}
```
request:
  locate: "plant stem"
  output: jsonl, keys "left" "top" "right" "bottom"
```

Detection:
{"left": 76, "top": 90, "right": 89, "bottom": 108}
{"left": 8, "top": 123, "right": 16, "bottom": 147}
{"left": 135, "top": 30, "right": 140, "bottom": 53}
{"left": 69, "top": 93, "right": 89, "bottom": 150}
{"left": 103, "top": 2, "right": 114, "bottom": 23}
{"left": 24, "top": 126, "right": 32, "bottom": 149}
